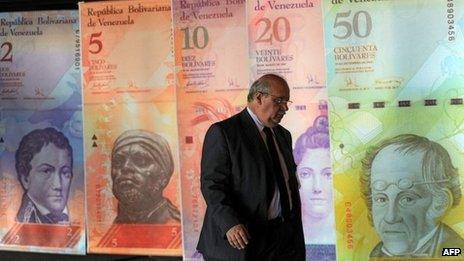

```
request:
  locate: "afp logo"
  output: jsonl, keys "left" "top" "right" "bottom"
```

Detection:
{"left": 442, "top": 248, "right": 461, "bottom": 256}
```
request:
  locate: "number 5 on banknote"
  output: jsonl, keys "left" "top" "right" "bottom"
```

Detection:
{"left": 89, "top": 32, "right": 103, "bottom": 54}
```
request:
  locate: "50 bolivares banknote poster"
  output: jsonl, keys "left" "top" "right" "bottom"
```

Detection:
{"left": 0, "top": 10, "right": 85, "bottom": 254}
{"left": 80, "top": 0, "right": 182, "bottom": 256}
{"left": 324, "top": 0, "right": 464, "bottom": 259}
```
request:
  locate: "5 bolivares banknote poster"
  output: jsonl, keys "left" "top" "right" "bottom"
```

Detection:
{"left": 80, "top": 0, "right": 182, "bottom": 256}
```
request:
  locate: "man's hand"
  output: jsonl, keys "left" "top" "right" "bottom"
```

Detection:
{"left": 226, "top": 224, "right": 250, "bottom": 250}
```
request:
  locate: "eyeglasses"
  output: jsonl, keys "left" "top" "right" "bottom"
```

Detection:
{"left": 259, "top": 92, "right": 293, "bottom": 106}
{"left": 372, "top": 178, "right": 450, "bottom": 191}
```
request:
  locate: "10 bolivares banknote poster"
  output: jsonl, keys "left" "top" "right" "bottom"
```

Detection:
{"left": 80, "top": 0, "right": 182, "bottom": 256}
{"left": 0, "top": 11, "right": 85, "bottom": 254}
{"left": 248, "top": 1, "right": 335, "bottom": 260}
{"left": 324, "top": 0, "right": 464, "bottom": 259}
{"left": 173, "top": 0, "right": 248, "bottom": 259}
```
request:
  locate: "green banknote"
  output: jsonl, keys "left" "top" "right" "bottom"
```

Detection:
{"left": 323, "top": 0, "right": 464, "bottom": 103}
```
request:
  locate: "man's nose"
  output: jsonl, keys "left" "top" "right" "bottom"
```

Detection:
{"left": 281, "top": 102, "right": 289, "bottom": 111}
{"left": 122, "top": 158, "right": 135, "bottom": 170}
{"left": 384, "top": 201, "right": 401, "bottom": 224}
{"left": 51, "top": 172, "right": 62, "bottom": 190}
{"left": 312, "top": 174, "right": 322, "bottom": 194}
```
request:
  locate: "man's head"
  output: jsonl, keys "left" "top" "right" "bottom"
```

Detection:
{"left": 111, "top": 130, "right": 174, "bottom": 207}
{"left": 247, "top": 74, "right": 291, "bottom": 127}
{"left": 361, "top": 134, "right": 461, "bottom": 255}
{"left": 15, "top": 128, "right": 73, "bottom": 215}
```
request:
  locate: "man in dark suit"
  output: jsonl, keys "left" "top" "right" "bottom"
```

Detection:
{"left": 197, "top": 74, "right": 305, "bottom": 260}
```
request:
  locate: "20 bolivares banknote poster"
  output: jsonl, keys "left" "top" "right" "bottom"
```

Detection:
{"left": 0, "top": 10, "right": 85, "bottom": 254}
{"left": 248, "top": 0, "right": 336, "bottom": 260}
{"left": 324, "top": 0, "right": 464, "bottom": 259}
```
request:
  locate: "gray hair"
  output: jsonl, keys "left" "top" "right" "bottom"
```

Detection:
{"left": 247, "top": 74, "right": 289, "bottom": 102}
{"left": 360, "top": 134, "right": 461, "bottom": 224}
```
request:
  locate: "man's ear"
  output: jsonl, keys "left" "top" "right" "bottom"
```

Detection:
{"left": 431, "top": 190, "right": 453, "bottom": 218}
{"left": 20, "top": 175, "right": 30, "bottom": 190}
{"left": 255, "top": 92, "right": 263, "bottom": 104}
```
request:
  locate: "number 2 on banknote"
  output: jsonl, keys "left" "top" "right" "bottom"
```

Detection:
{"left": 255, "top": 17, "right": 290, "bottom": 44}
{"left": 181, "top": 26, "right": 209, "bottom": 49}
{"left": 333, "top": 10, "right": 372, "bottom": 39}
{"left": 89, "top": 32, "right": 103, "bottom": 54}
{"left": 0, "top": 42, "right": 13, "bottom": 62}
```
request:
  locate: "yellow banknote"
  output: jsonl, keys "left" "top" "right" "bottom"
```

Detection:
{"left": 330, "top": 100, "right": 464, "bottom": 260}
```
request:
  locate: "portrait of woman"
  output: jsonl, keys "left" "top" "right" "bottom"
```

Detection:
{"left": 293, "top": 112, "right": 335, "bottom": 245}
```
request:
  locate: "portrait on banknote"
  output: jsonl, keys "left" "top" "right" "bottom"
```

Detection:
{"left": 293, "top": 113, "right": 335, "bottom": 245}
{"left": 0, "top": 8, "right": 84, "bottom": 254}
{"left": 15, "top": 128, "right": 73, "bottom": 224}
{"left": 111, "top": 129, "right": 180, "bottom": 224}
{"left": 360, "top": 134, "right": 464, "bottom": 258}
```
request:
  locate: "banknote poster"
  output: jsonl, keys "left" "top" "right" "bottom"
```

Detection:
{"left": 323, "top": 0, "right": 464, "bottom": 103}
{"left": 329, "top": 101, "right": 464, "bottom": 260}
{"left": 248, "top": 1, "right": 335, "bottom": 260}
{"left": 324, "top": 1, "right": 464, "bottom": 260}
{"left": 173, "top": 0, "right": 248, "bottom": 259}
{"left": 0, "top": 11, "right": 85, "bottom": 254}
{"left": 80, "top": 0, "right": 182, "bottom": 255}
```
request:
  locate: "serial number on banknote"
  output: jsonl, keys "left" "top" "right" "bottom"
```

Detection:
{"left": 447, "top": 0, "right": 455, "bottom": 42}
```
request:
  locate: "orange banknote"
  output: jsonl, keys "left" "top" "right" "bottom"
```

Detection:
{"left": 80, "top": 0, "right": 181, "bottom": 255}
{"left": 80, "top": 0, "right": 175, "bottom": 105}
{"left": 173, "top": 0, "right": 248, "bottom": 259}
{"left": 248, "top": 0, "right": 326, "bottom": 101}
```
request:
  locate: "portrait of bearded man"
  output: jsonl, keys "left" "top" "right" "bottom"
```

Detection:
{"left": 111, "top": 129, "right": 180, "bottom": 224}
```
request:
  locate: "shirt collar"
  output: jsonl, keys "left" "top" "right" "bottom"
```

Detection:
{"left": 247, "top": 107, "right": 265, "bottom": 131}
{"left": 27, "top": 193, "right": 69, "bottom": 216}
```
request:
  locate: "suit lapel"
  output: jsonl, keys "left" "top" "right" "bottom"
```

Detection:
{"left": 273, "top": 127, "right": 294, "bottom": 176}
{"left": 239, "top": 109, "right": 273, "bottom": 167}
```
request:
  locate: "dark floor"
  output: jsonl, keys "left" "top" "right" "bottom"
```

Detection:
{"left": 0, "top": 251, "right": 182, "bottom": 261}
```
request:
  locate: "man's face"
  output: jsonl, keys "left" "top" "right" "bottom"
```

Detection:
{"left": 255, "top": 79, "right": 290, "bottom": 127}
{"left": 23, "top": 143, "right": 72, "bottom": 215}
{"left": 298, "top": 148, "right": 333, "bottom": 219}
{"left": 111, "top": 143, "right": 163, "bottom": 205}
{"left": 370, "top": 145, "right": 436, "bottom": 255}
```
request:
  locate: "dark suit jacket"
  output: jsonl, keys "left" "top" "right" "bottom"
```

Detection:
{"left": 197, "top": 109, "right": 305, "bottom": 260}
{"left": 16, "top": 194, "right": 69, "bottom": 224}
